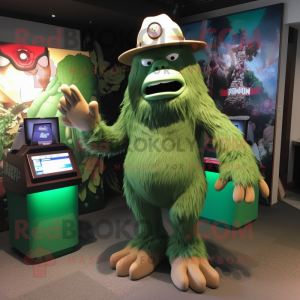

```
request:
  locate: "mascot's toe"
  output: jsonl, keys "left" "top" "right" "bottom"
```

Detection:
{"left": 110, "top": 246, "right": 163, "bottom": 280}
{"left": 171, "top": 257, "right": 219, "bottom": 293}
{"left": 129, "top": 250, "right": 162, "bottom": 280}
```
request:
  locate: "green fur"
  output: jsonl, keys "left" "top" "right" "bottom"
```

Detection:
{"left": 80, "top": 45, "right": 262, "bottom": 262}
{"left": 124, "top": 180, "right": 169, "bottom": 256}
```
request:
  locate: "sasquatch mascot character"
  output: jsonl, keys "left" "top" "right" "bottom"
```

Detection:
{"left": 58, "top": 14, "right": 269, "bottom": 293}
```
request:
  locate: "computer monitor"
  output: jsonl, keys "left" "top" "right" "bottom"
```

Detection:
{"left": 27, "top": 151, "right": 74, "bottom": 178}
{"left": 24, "top": 118, "right": 60, "bottom": 145}
{"left": 31, "top": 123, "right": 53, "bottom": 146}
{"left": 203, "top": 117, "right": 250, "bottom": 160}
{"left": 229, "top": 120, "right": 248, "bottom": 137}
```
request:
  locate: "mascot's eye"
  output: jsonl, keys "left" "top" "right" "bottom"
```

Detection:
{"left": 141, "top": 58, "right": 154, "bottom": 66}
{"left": 0, "top": 56, "right": 10, "bottom": 67}
{"left": 166, "top": 53, "right": 179, "bottom": 61}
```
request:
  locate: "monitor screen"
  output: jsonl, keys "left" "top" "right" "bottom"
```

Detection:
{"left": 230, "top": 120, "right": 247, "bottom": 136}
{"left": 31, "top": 153, "right": 73, "bottom": 175}
{"left": 31, "top": 123, "right": 53, "bottom": 146}
{"left": 24, "top": 118, "right": 60, "bottom": 145}
{"left": 203, "top": 119, "right": 249, "bottom": 160}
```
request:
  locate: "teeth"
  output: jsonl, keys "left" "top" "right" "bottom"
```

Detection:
{"left": 148, "top": 80, "right": 173, "bottom": 87}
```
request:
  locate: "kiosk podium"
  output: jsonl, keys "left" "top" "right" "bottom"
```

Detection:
{"left": 3, "top": 118, "right": 81, "bottom": 261}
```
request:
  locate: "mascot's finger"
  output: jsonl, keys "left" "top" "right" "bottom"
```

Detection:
{"left": 259, "top": 179, "right": 269, "bottom": 198}
{"left": 61, "top": 117, "right": 74, "bottom": 128}
{"left": 89, "top": 101, "right": 99, "bottom": 120}
{"left": 61, "top": 84, "right": 77, "bottom": 106}
{"left": 245, "top": 186, "right": 255, "bottom": 203}
{"left": 59, "top": 97, "right": 70, "bottom": 111}
{"left": 233, "top": 185, "right": 245, "bottom": 203}
{"left": 215, "top": 179, "right": 228, "bottom": 191}
{"left": 57, "top": 104, "right": 67, "bottom": 116}
{"left": 70, "top": 84, "right": 85, "bottom": 103}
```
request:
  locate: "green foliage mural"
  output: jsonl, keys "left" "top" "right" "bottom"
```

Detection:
{"left": 87, "top": 38, "right": 126, "bottom": 196}
{"left": 0, "top": 103, "right": 27, "bottom": 160}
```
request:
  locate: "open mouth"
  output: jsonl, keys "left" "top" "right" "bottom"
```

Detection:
{"left": 145, "top": 80, "right": 183, "bottom": 95}
{"left": 142, "top": 69, "right": 186, "bottom": 101}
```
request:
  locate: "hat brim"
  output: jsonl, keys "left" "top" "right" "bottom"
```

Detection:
{"left": 118, "top": 40, "right": 206, "bottom": 65}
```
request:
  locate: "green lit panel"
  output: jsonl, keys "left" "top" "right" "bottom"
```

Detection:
{"left": 201, "top": 171, "right": 259, "bottom": 228}
{"left": 7, "top": 185, "right": 78, "bottom": 258}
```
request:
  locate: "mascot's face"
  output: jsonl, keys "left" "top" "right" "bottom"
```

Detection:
{"left": 127, "top": 45, "right": 201, "bottom": 128}
{"left": 135, "top": 45, "right": 188, "bottom": 101}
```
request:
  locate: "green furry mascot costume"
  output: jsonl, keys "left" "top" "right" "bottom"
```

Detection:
{"left": 58, "top": 14, "right": 269, "bottom": 293}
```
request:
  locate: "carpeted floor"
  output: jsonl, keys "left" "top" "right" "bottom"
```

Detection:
{"left": 0, "top": 195, "right": 300, "bottom": 300}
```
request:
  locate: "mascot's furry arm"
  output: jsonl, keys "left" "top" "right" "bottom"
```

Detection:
{"left": 192, "top": 72, "right": 265, "bottom": 202}
{"left": 200, "top": 105, "right": 263, "bottom": 188}
{"left": 80, "top": 108, "right": 129, "bottom": 157}
{"left": 198, "top": 98, "right": 262, "bottom": 184}
{"left": 57, "top": 84, "right": 128, "bottom": 157}
{"left": 192, "top": 74, "right": 264, "bottom": 200}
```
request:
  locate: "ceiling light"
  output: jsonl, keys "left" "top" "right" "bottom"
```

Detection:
{"left": 52, "top": 14, "right": 55, "bottom": 18}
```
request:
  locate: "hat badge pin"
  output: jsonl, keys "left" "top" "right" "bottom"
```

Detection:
{"left": 147, "top": 22, "right": 163, "bottom": 39}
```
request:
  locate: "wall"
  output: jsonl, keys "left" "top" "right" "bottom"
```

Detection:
{"left": 287, "top": 24, "right": 300, "bottom": 183}
{"left": 0, "top": 16, "right": 81, "bottom": 50}
{"left": 180, "top": 0, "right": 299, "bottom": 205}
{"left": 280, "top": 27, "right": 298, "bottom": 185}
{"left": 180, "top": 0, "right": 300, "bottom": 26}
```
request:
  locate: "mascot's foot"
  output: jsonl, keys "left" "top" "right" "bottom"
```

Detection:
{"left": 171, "top": 257, "right": 219, "bottom": 293}
{"left": 110, "top": 246, "right": 163, "bottom": 280}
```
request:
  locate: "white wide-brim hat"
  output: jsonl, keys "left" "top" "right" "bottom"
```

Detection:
{"left": 118, "top": 14, "right": 206, "bottom": 65}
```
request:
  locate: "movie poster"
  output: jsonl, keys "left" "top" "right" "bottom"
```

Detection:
{"left": 181, "top": 4, "right": 283, "bottom": 204}
{"left": 0, "top": 43, "right": 104, "bottom": 220}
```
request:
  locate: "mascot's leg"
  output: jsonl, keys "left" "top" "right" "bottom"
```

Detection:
{"left": 110, "top": 179, "right": 169, "bottom": 280}
{"left": 167, "top": 171, "right": 219, "bottom": 293}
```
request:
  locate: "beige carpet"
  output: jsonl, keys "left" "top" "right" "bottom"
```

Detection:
{"left": 0, "top": 195, "right": 300, "bottom": 300}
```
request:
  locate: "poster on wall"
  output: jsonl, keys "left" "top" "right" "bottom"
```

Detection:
{"left": 0, "top": 42, "right": 104, "bottom": 217}
{"left": 181, "top": 4, "right": 283, "bottom": 205}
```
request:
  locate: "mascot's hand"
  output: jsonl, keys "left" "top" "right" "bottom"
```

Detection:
{"left": 57, "top": 84, "right": 100, "bottom": 131}
{"left": 214, "top": 179, "right": 269, "bottom": 203}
